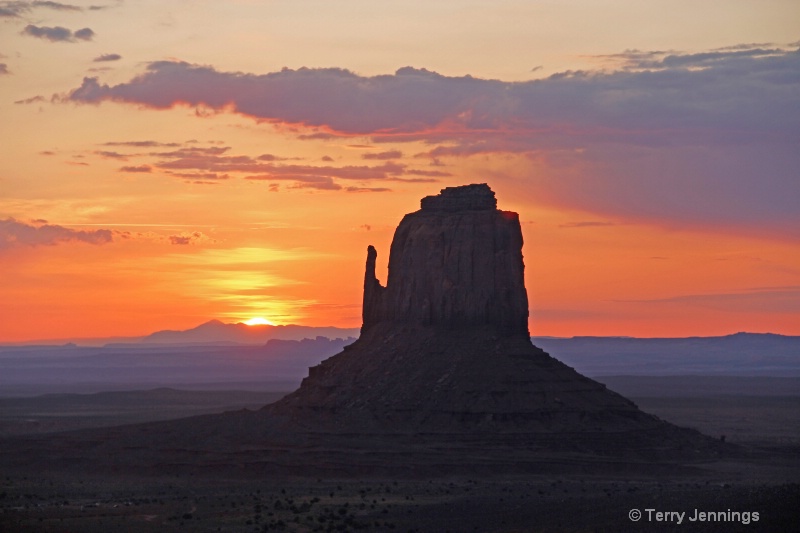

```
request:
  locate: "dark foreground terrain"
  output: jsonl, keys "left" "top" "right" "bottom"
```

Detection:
{"left": 2, "top": 469, "right": 798, "bottom": 532}
{"left": 1, "top": 379, "right": 798, "bottom": 532}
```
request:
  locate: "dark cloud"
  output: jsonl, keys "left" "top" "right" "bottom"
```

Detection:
{"left": 93, "top": 53, "right": 121, "bottom": 62}
{"left": 73, "top": 27, "right": 94, "bottom": 40}
{"left": 103, "top": 140, "right": 181, "bottom": 148}
{"left": 1, "top": 0, "right": 86, "bottom": 17}
{"left": 95, "top": 150, "right": 127, "bottom": 159}
{"left": 169, "top": 231, "right": 211, "bottom": 245}
{"left": 66, "top": 49, "right": 800, "bottom": 142}
{"left": 0, "top": 2, "right": 28, "bottom": 17}
{"left": 0, "top": 63, "right": 9, "bottom": 75}
{"left": 62, "top": 45, "right": 800, "bottom": 237}
{"left": 15, "top": 95, "right": 47, "bottom": 104}
{"left": 23, "top": 24, "right": 94, "bottom": 42}
{"left": 0, "top": 218, "right": 113, "bottom": 250}
{"left": 32, "top": 1, "right": 81, "bottom": 11}
{"left": 149, "top": 146, "right": 407, "bottom": 183}
{"left": 362, "top": 150, "right": 402, "bottom": 160}
{"left": 403, "top": 169, "right": 452, "bottom": 178}
{"left": 65, "top": 63, "right": 497, "bottom": 133}
{"left": 297, "top": 132, "right": 337, "bottom": 140}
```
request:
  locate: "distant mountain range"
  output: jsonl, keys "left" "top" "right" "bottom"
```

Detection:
{"left": 2, "top": 320, "right": 361, "bottom": 347}
{"left": 141, "top": 319, "right": 360, "bottom": 345}
{"left": 1, "top": 329, "right": 797, "bottom": 397}
{"left": 533, "top": 332, "right": 800, "bottom": 376}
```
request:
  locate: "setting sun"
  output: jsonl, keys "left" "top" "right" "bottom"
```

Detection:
{"left": 243, "top": 317, "right": 276, "bottom": 326}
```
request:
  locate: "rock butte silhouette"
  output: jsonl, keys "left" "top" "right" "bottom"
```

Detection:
{"left": 261, "top": 184, "right": 717, "bottom": 460}
{"left": 0, "top": 184, "right": 720, "bottom": 479}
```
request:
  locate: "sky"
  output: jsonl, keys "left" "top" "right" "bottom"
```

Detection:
{"left": 1, "top": 0, "right": 799, "bottom": 342}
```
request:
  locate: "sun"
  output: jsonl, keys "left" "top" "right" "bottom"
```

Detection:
{"left": 243, "top": 317, "right": 276, "bottom": 326}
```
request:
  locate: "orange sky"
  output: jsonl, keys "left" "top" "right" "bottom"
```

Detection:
{"left": 1, "top": 1, "right": 799, "bottom": 342}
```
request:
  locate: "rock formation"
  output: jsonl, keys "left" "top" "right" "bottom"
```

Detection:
{"left": 362, "top": 183, "right": 528, "bottom": 335}
{"left": 266, "top": 184, "right": 715, "bottom": 458}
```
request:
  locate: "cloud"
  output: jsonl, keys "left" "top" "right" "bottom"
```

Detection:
{"left": 65, "top": 48, "right": 800, "bottom": 142}
{"left": 119, "top": 164, "right": 152, "bottom": 173}
{"left": 23, "top": 24, "right": 94, "bottom": 42}
{"left": 62, "top": 45, "right": 800, "bottom": 237}
{"left": 0, "top": 63, "right": 8, "bottom": 75}
{"left": 616, "top": 287, "right": 800, "bottom": 314}
{"left": 93, "top": 53, "right": 121, "bottom": 62}
{"left": 32, "top": 1, "right": 82, "bottom": 11}
{"left": 72, "top": 27, "right": 94, "bottom": 40}
{"left": 95, "top": 150, "right": 128, "bottom": 159}
{"left": 165, "top": 171, "right": 230, "bottom": 182}
{"left": 103, "top": 140, "right": 181, "bottom": 148}
{"left": 168, "top": 231, "right": 213, "bottom": 245}
{"left": 15, "top": 95, "right": 47, "bottom": 104}
{"left": 0, "top": 2, "right": 29, "bottom": 17}
{"left": 362, "top": 150, "right": 403, "bottom": 160}
{"left": 0, "top": 0, "right": 84, "bottom": 16}
{"left": 0, "top": 218, "right": 113, "bottom": 250}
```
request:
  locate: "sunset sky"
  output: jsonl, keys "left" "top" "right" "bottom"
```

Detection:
{"left": 1, "top": 0, "right": 799, "bottom": 342}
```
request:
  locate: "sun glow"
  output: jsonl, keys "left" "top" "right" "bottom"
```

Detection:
{"left": 243, "top": 317, "right": 276, "bottom": 326}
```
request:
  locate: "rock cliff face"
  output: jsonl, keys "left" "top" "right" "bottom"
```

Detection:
{"left": 363, "top": 184, "right": 528, "bottom": 335}
{"left": 266, "top": 184, "right": 715, "bottom": 458}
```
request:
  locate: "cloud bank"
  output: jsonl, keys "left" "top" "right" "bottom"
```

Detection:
{"left": 1, "top": 1, "right": 85, "bottom": 17}
{"left": 64, "top": 45, "right": 800, "bottom": 237}
{"left": 23, "top": 24, "right": 94, "bottom": 42}
{"left": 65, "top": 48, "right": 799, "bottom": 140}
{"left": 0, "top": 218, "right": 113, "bottom": 250}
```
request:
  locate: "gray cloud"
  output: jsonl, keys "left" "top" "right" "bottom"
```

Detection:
{"left": 32, "top": 1, "right": 81, "bottom": 11}
{"left": 0, "top": 1, "right": 30, "bottom": 17}
{"left": 0, "top": 63, "right": 9, "bottom": 75}
{"left": 72, "top": 27, "right": 94, "bottom": 40}
{"left": 1, "top": 0, "right": 84, "bottom": 16}
{"left": 362, "top": 150, "right": 403, "bottom": 160}
{"left": 23, "top": 24, "right": 94, "bottom": 42}
{"left": 93, "top": 53, "right": 121, "bottom": 62}
{"left": 103, "top": 140, "right": 181, "bottom": 148}
{"left": 62, "top": 45, "right": 800, "bottom": 237}
{"left": 0, "top": 218, "right": 113, "bottom": 250}
{"left": 66, "top": 47, "right": 800, "bottom": 142}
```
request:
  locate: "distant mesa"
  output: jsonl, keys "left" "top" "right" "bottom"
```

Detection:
{"left": 265, "top": 184, "right": 717, "bottom": 457}
{"left": 142, "top": 319, "right": 359, "bottom": 345}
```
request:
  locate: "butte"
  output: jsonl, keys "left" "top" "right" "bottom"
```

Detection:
{"left": 260, "top": 183, "right": 717, "bottom": 467}
{"left": 0, "top": 184, "right": 719, "bottom": 478}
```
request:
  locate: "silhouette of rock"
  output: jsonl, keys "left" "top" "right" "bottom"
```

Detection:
{"left": 266, "top": 184, "right": 716, "bottom": 457}
{"left": 362, "top": 183, "right": 528, "bottom": 335}
{"left": 0, "top": 183, "right": 725, "bottom": 481}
